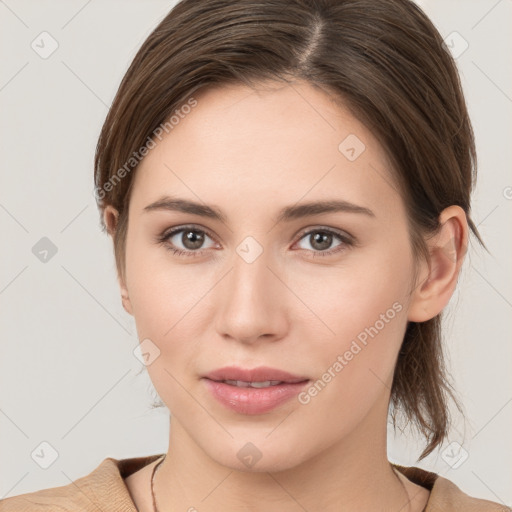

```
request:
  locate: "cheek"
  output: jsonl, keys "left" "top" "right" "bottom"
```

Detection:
{"left": 291, "top": 242, "right": 413, "bottom": 403}
{"left": 298, "top": 276, "right": 408, "bottom": 396}
{"left": 125, "top": 243, "right": 206, "bottom": 410}
{"left": 124, "top": 230, "right": 211, "bottom": 335}
{"left": 124, "top": 241, "right": 221, "bottom": 414}
{"left": 290, "top": 240, "right": 412, "bottom": 344}
{"left": 293, "top": 286, "right": 409, "bottom": 442}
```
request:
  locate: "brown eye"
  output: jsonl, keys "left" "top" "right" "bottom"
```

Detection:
{"left": 309, "top": 232, "right": 335, "bottom": 251}
{"left": 159, "top": 226, "right": 217, "bottom": 257}
{"left": 295, "top": 228, "right": 353, "bottom": 258}
{"left": 180, "top": 229, "right": 206, "bottom": 250}
{"left": 157, "top": 225, "right": 353, "bottom": 259}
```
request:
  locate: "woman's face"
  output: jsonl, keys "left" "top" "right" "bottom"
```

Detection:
{"left": 119, "top": 80, "right": 419, "bottom": 471}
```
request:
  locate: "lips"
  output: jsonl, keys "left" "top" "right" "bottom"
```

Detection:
{"left": 201, "top": 366, "right": 311, "bottom": 414}
{"left": 202, "top": 365, "right": 309, "bottom": 384}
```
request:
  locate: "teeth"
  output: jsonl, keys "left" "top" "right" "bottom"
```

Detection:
{"left": 223, "top": 380, "right": 283, "bottom": 388}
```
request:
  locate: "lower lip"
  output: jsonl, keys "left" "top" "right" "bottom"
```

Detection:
{"left": 202, "top": 378, "right": 310, "bottom": 415}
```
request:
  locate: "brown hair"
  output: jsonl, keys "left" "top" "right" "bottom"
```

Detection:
{"left": 94, "top": 0, "right": 485, "bottom": 459}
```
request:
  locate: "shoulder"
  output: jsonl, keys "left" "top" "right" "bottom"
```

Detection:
{"left": 428, "top": 475, "right": 510, "bottom": 512}
{"left": 394, "top": 464, "right": 511, "bottom": 512}
{"left": 0, "top": 484, "right": 91, "bottom": 511}
{"left": 0, "top": 454, "right": 163, "bottom": 512}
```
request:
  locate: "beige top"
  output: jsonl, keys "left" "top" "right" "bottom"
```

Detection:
{"left": 0, "top": 454, "right": 508, "bottom": 511}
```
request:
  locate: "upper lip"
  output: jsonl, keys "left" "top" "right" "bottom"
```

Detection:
{"left": 203, "top": 366, "right": 309, "bottom": 383}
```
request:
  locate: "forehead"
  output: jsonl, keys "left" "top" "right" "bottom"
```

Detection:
{"left": 130, "top": 80, "right": 402, "bottom": 223}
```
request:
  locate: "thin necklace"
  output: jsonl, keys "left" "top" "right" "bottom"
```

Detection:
{"left": 151, "top": 457, "right": 420, "bottom": 512}
{"left": 151, "top": 454, "right": 166, "bottom": 512}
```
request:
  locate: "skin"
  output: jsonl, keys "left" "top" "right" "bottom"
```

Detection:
{"left": 104, "top": 80, "right": 468, "bottom": 511}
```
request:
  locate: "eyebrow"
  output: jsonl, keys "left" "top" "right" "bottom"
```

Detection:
{"left": 143, "top": 196, "right": 375, "bottom": 223}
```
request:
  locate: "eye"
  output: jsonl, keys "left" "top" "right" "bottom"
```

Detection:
{"left": 157, "top": 225, "right": 218, "bottom": 257}
{"left": 157, "top": 225, "right": 354, "bottom": 259}
{"left": 293, "top": 227, "right": 353, "bottom": 258}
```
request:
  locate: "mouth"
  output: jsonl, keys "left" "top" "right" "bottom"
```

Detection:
{"left": 219, "top": 379, "right": 295, "bottom": 388}
{"left": 202, "top": 365, "right": 309, "bottom": 384}
{"left": 201, "top": 366, "right": 310, "bottom": 414}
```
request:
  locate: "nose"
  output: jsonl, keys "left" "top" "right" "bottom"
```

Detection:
{"left": 214, "top": 244, "right": 289, "bottom": 345}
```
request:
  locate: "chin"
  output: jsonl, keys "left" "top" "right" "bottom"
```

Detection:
{"left": 202, "top": 432, "right": 308, "bottom": 473}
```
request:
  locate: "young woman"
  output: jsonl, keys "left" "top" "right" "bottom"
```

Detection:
{"left": 1, "top": 0, "right": 508, "bottom": 510}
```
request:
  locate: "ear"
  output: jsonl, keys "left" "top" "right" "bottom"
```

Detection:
{"left": 407, "top": 205, "right": 469, "bottom": 322}
{"left": 103, "top": 205, "right": 133, "bottom": 316}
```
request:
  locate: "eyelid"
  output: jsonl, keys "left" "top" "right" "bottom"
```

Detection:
{"left": 161, "top": 224, "right": 216, "bottom": 239}
{"left": 160, "top": 224, "right": 354, "bottom": 243}
{"left": 293, "top": 225, "right": 355, "bottom": 244}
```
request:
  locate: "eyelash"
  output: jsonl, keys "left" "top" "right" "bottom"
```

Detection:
{"left": 156, "top": 224, "right": 354, "bottom": 259}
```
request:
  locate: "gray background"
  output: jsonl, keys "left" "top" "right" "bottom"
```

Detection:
{"left": 1, "top": 0, "right": 511, "bottom": 504}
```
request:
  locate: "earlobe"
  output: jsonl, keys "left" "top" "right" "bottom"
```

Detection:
{"left": 407, "top": 206, "right": 469, "bottom": 323}
{"left": 121, "top": 290, "right": 133, "bottom": 316}
{"left": 119, "top": 270, "right": 134, "bottom": 317}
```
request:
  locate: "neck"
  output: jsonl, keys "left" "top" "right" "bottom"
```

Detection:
{"left": 153, "top": 402, "right": 416, "bottom": 511}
